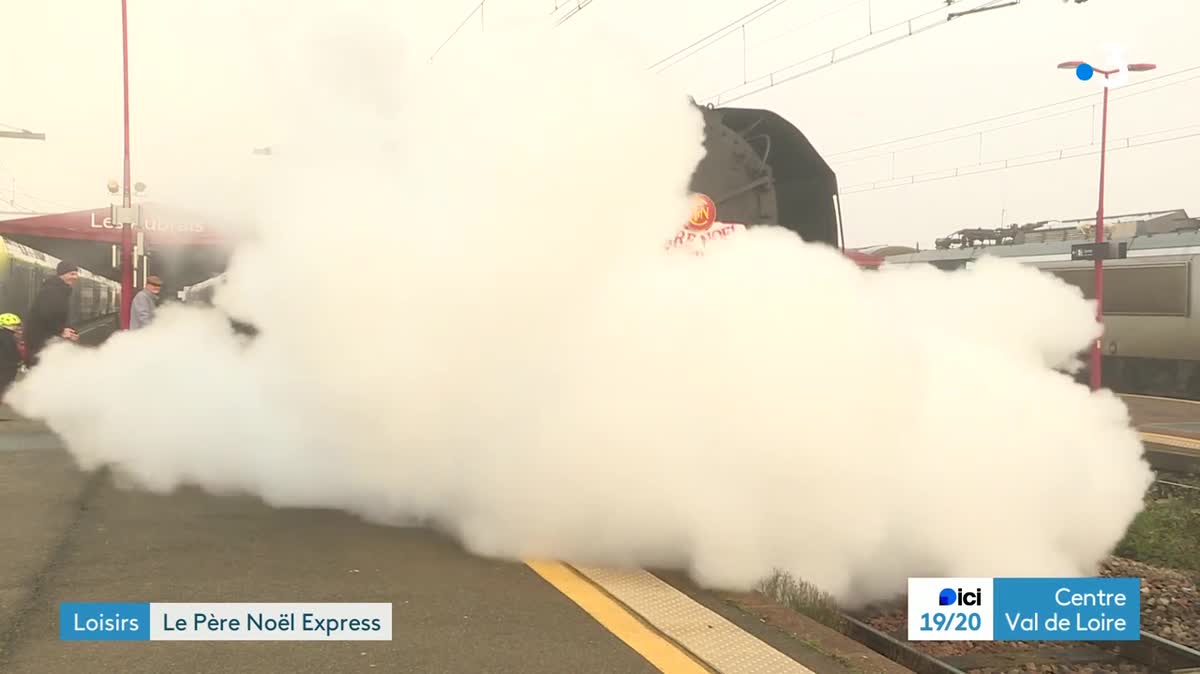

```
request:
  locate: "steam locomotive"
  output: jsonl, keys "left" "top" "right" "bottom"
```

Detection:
{"left": 177, "top": 103, "right": 877, "bottom": 331}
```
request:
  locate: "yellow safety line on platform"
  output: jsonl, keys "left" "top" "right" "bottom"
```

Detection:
{"left": 524, "top": 561, "right": 711, "bottom": 674}
{"left": 1141, "top": 431, "right": 1200, "bottom": 453}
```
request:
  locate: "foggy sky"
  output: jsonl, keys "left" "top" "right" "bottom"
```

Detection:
{"left": 1, "top": 0, "right": 1196, "bottom": 249}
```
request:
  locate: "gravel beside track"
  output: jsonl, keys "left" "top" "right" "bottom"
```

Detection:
{"left": 1102, "top": 557, "right": 1198, "bottom": 648}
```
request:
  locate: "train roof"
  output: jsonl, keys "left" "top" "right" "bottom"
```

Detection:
{"left": 0, "top": 236, "right": 119, "bottom": 286}
{"left": 886, "top": 229, "right": 1200, "bottom": 266}
{"left": 883, "top": 209, "right": 1200, "bottom": 266}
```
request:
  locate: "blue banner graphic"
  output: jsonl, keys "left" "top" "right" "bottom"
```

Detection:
{"left": 60, "top": 603, "right": 151, "bottom": 641}
{"left": 908, "top": 577, "right": 1141, "bottom": 641}
{"left": 59, "top": 603, "right": 392, "bottom": 641}
{"left": 992, "top": 577, "right": 1140, "bottom": 640}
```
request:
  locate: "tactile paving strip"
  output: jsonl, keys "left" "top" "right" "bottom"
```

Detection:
{"left": 572, "top": 565, "right": 815, "bottom": 674}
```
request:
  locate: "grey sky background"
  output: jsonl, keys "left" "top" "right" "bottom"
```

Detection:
{"left": 1, "top": 0, "right": 1196, "bottom": 248}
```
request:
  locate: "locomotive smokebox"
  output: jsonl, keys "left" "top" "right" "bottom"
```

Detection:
{"left": 689, "top": 103, "right": 840, "bottom": 248}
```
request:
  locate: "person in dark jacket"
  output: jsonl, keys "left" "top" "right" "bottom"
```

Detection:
{"left": 130, "top": 275, "right": 162, "bottom": 330}
{"left": 0, "top": 313, "right": 24, "bottom": 400}
{"left": 24, "top": 261, "right": 80, "bottom": 367}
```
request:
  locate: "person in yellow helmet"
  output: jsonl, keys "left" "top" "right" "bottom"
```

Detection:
{"left": 0, "top": 313, "right": 24, "bottom": 401}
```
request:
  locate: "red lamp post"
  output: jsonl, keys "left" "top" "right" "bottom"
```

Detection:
{"left": 1057, "top": 59, "right": 1156, "bottom": 390}
{"left": 118, "top": 0, "right": 134, "bottom": 330}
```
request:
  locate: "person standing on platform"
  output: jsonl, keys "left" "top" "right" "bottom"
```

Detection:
{"left": 130, "top": 275, "right": 162, "bottom": 330}
{"left": 24, "top": 261, "right": 79, "bottom": 366}
{"left": 0, "top": 313, "right": 25, "bottom": 401}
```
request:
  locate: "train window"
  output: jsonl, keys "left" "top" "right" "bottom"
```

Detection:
{"left": 1047, "top": 263, "right": 1189, "bottom": 316}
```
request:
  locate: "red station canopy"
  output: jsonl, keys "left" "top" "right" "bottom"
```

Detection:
{"left": 0, "top": 206, "right": 231, "bottom": 247}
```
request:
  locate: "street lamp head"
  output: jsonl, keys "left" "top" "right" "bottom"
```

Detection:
{"left": 1128, "top": 63, "right": 1157, "bottom": 72}
{"left": 1060, "top": 61, "right": 1094, "bottom": 81}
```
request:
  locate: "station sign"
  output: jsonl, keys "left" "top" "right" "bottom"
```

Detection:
{"left": 99, "top": 206, "right": 207, "bottom": 235}
{"left": 1070, "top": 241, "right": 1128, "bottom": 261}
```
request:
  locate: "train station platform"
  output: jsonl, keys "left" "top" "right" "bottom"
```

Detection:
{"left": 1122, "top": 394, "right": 1200, "bottom": 473}
{"left": 0, "top": 407, "right": 909, "bottom": 674}
{"left": 3, "top": 392, "right": 1189, "bottom": 673}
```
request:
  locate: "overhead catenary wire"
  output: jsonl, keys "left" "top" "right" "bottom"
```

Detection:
{"left": 697, "top": 0, "right": 991, "bottom": 106}
{"left": 648, "top": 0, "right": 794, "bottom": 73}
{"left": 830, "top": 69, "right": 1200, "bottom": 166}
{"left": 428, "top": 2, "right": 485, "bottom": 63}
{"left": 739, "top": 0, "right": 868, "bottom": 59}
{"left": 828, "top": 63, "right": 1200, "bottom": 158}
{"left": 840, "top": 122, "right": 1200, "bottom": 194}
{"left": 0, "top": 184, "right": 41, "bottom": 214}
{"left": 947, "top": 0, "right": 1021, "bottom": 19}
{"left": 430, "top": 0, "right": 597, "bottom": 62}
{"left": 551, "top": 0, "right": 597, "bottom": 27}
{"left": 1, "top": 186, "right": 75, "bottom": 212}
{"left": 0, "top": 164, "right": 75, "bottom": 213}
{"left": 652, "top": 0, "right": 871, "bottom": 89}
{"left": 9, "top": 188, "right": 73, "bottom": 211}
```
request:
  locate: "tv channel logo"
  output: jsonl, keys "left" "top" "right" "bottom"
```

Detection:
{"left": 939, "top": 587, "right": 984, "bottom": 606}
{"left": 909, "top": 578, "right": 994, "bottom": 641}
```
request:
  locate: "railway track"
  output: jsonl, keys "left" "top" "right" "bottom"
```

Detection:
{"left": 841, "top": 606, "right": 1200, "bottom": 674}
{"left": 1143, "top": 441, "right": 1200, "bottom": 475}
{"left": 1152, "top": 477, "right": 1200, "bottom": 493}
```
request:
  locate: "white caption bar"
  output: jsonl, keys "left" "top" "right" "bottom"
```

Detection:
{"left": 149, "top": 603, "right": 392, "bottom": 641}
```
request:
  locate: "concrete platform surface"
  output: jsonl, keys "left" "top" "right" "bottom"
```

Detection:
{"left": 1124, "top": 394, "right": 1200, "bottom": 441}
{"left": 0, "top": 409, "right": 866, "bottom": 674}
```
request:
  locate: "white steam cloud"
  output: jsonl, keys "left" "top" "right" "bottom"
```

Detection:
{"left": 10, "top": 3, "right": 1153, "bottom": 605}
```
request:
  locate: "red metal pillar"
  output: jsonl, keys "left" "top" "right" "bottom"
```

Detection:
{"left": 119, "top": 0, "right": 134, "bottom": 330}
{"left": 1090, "top": 78, "right": 1110, "bottom": 391}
